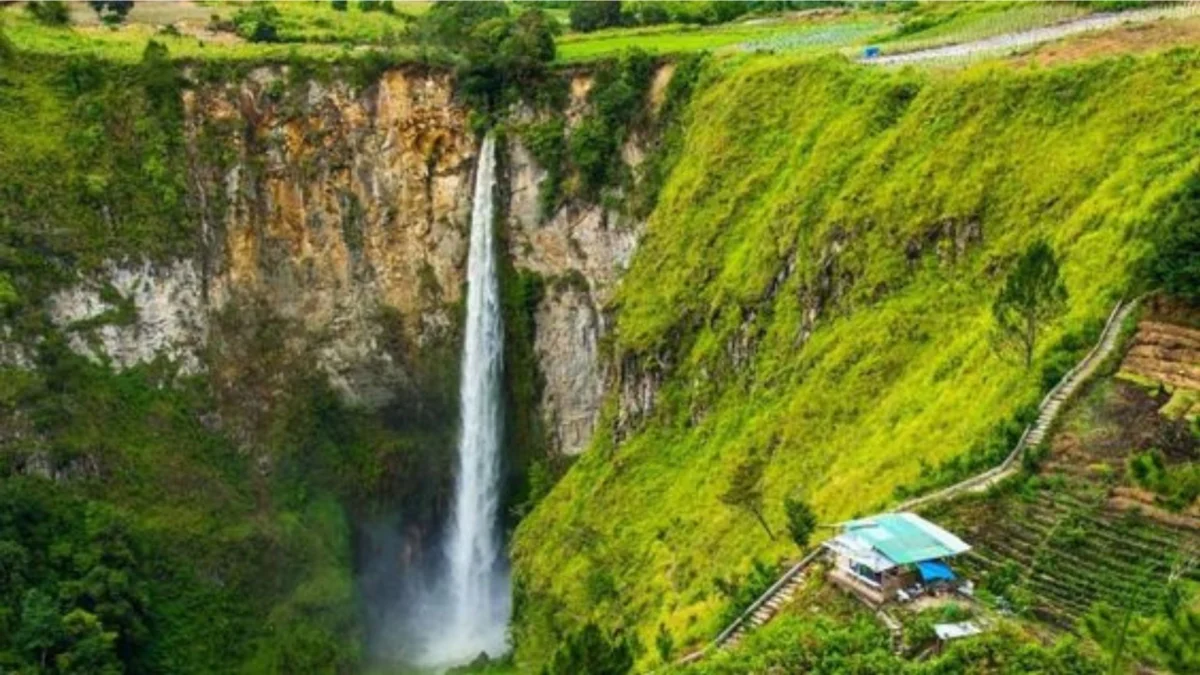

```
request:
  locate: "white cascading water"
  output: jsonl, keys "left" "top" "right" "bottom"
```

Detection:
{"left": 428, "top": 133, "right": 510, "bottom": 665}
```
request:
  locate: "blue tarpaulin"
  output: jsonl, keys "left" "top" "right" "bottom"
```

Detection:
{"left": 917, "top": 560, "right": 956, "bottom": 583}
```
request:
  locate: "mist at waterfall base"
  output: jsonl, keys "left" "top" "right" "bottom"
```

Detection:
{"left": 358, "top": 135, "right": 511, "bottom": 669}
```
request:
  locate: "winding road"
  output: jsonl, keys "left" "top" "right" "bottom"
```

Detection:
{"left": 864, "top": 6, "right": 1198, "bottom": 66}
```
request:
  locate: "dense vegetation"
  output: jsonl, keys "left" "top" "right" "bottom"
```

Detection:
{"left": 512, "top": 49, "right": 1200, "bottom": 669}
{"left": 3, "top": 2, "right": 1200, "bottom": 674}
{"left": 0, "top": 29, "right": 457, "bottom": 675}
{"left": 665, "top": 613, "right": 1105, "bottom": 674}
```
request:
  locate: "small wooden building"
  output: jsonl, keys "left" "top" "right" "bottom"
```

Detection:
{"left": 823, "top": 512, "right": 971, "bottom": 607}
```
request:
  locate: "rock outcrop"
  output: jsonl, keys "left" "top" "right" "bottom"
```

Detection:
{"left": 29, "top": 65, "right": 669, "bottom": 458}
{"left": 506, "top": 137, "right": 641, "bottom": 455}
{"left": 188, "top": 67, "right": 476, "bottom": 408}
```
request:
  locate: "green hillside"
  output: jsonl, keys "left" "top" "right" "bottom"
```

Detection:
{"left": 511, "top": 50, "right": 1200, "bottom": 668}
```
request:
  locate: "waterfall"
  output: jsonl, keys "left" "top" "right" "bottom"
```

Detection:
{"left": 429, "top": 133, "right": 510, "bottom": 665}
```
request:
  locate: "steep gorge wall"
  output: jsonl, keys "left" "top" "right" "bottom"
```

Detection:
{"left": 32, "top": 66, "right": 646, "bottom": 461}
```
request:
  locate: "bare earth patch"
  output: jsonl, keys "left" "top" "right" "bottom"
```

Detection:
{"left": 1015, "top": 16, "right": 1200, "bottom": 66}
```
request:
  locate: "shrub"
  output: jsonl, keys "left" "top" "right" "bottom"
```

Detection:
{"left": 783, "top": 494, "right": 818, "bottom": 550}
{"left": 358, "top": 0, "right": 394, "bottom": 13}
{"left": 26, "top": 0, "right": 71, "bottom": 26}
{"left": 654, "top": 623, "right": 674, "bottom": 663}
{"left": 232, "top": 1, "right": 281, "bottom": 43}
{"left": 543, "top": 623, "right": 634, "bottom": 675}
{"left": 0, "top": 25, "right": 13, "bottom": 62}
{"left": 523, "top": 116, "right": 567, "bottom": 220}
{"left": 568, "top": 48, "right": 655, "bottom": 200}
{"left": 88, "top": 1, "right": 133, "bottom": 27}
{"left": 569, "top": 1, "right": 624, "bottom": 33}
{"left": 713, "top": 558, "right": 777, "bottom": 626}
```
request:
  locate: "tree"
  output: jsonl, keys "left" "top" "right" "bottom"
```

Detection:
{"left": 543, "top": 623, "right": 634, "bottom": 675}
{"left": 1147, "top": 174, "right": 1200, "bottom": 301}
{"left": 56, "top": 609, "right": 121, "bottom": 675}
{"left": 783, "top": 494, "right": 818, "bottom": 550}
{"left": 992, "top": 240, "right": 1068, "bottom": 367}
{"left": 415, "top": 3, "right": 557, "bottom": 113}
{"left": 14, "top": 589, "right": 64, "bottom": 669}
{"left": 720, "top": 453, "right": 774, "bottom": 539}
{"left": 331, "top": 0, "right": 347, "bottom": 10}
{"left": 633, "top": 2, "right": 670, "bottom": 26}
{"left": 88, "top": 1, "right": 133, "bottom": 26}
{"left": 26, "top": 1, "right": 71, "bottom": 26}
{"left": 569, "top": 1, "right": 623, "bottom": 33}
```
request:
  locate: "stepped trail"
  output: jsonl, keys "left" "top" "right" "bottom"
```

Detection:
{"left": 679, "top": 299, "right": 1137, "bottom": 665}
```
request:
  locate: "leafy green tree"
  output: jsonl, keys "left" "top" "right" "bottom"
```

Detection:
{"left": 783, "top": 494, "right": 818, "bottom": 550}
{"left": 631, "top": 2, "right": 669, "bottom": 26}
{"left": 543, "top": 623, "right": 634, "bottom": 675}
{"left": 720, "top": 453, "right": 774, "bottom": 539}
{"left": 1147, "top": 174, "right": 1200, "bottom": 301}
{"left": 88, "top": 1, "right": 133, "bottom": 26}
{"left": 569, "top": 1, "right": 624, "bottom": 33}
{"left": 568, "top": 48, "right": 654, "bottom": 199}
{"left": 417, "top": 3, "right": 557, "bottom": 113}
{"left": 56, "top": 609, "right": 121, "bottom": 675}
{"left": 331, "top": 0, "right": 347, "bottom": 9}
{"left": 15, "top": 589, "right": 64, "bottom": 669}
{"left": 415, "top": 0, "right": 508, "bottom": 45}
{"left": 26, "top": 1, "right": 71, "bottom": 26}
{"left": 992, "top": 240, "right": 1068, "bottom": 367}
{"left": 654, "top": 622, "right": 674, "bottom": 663}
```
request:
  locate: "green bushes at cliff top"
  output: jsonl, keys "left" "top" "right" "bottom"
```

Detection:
{"left": 512, "top": 50, "right": 1200, "bottom": 669}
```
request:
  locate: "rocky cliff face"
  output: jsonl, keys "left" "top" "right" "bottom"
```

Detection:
{"left": 503, "top": 65, "right": 678, "bottom": 455}
{"left": 506, "top": 136, "right": 640, "bottom": 455}
{"left": 39, "top": 68, "right": 474, "bottom": 410}
{"left": 188, "top": 67, "right": 476, "bottom": 409}
{"left": 33, "top": 66, "right": 656, "bottom": 459}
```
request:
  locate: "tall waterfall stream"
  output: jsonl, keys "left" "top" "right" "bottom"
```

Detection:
{"left": 425, "top": 134, "right": 511, "bottom": 666}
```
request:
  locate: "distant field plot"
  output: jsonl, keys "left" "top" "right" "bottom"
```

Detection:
{"left": 556, "top": 14, "right": 890, "bottom": 62}
{"left": 737, "top": 20, "right": 884, "bottom": 54}
{"left": 0, "top": 1, "right": 429, "bottom": 62}
{"left": 878, "top": 2, "right": 1087, "bottom": 55}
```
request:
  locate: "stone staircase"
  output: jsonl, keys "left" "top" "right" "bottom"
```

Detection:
{"left": 894, "top": 299, "right": 1136, "bottom": 511}
{"left": 679, "top": 299, "right": 1137, "bottom": 667}
{"left": 722, "top": 569, "right": 809, "bottom": 649}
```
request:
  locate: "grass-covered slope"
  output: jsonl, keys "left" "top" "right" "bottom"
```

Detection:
{"left": 512, "top": 50, "right": 1200, "bottom": 667}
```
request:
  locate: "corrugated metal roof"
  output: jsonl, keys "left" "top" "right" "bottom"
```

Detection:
{"left": 824, "top": 533, "right": 897, "bottom": 572}
{"left": 838, "top": 512, "right": 970, "bottom": 565}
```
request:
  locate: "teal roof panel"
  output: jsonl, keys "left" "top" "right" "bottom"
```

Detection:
{"left": 840, "top": 512, "right": 970, "bottom": 565}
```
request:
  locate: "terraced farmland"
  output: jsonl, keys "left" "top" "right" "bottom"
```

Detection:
{"left": 938, "top": 482, "right": 1199, "bottom": 627}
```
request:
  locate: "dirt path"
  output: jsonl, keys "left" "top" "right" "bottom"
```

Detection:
{"left": 865, "top": 6, "right": 1199, "bottom": 66}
